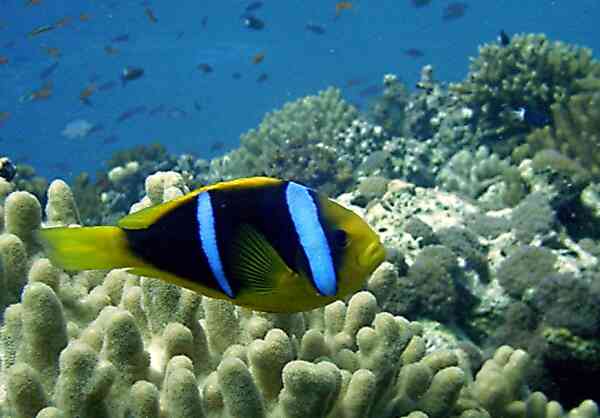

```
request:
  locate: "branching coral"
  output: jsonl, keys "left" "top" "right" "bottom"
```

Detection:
{"left": 525, "top": 92, "right": 600, "bottom": 177}
{"left": 212, "top": 88, "right": 364, "bottom": 195}
{"left": 451, "top": 33, "right": 600, "bottom": 156}
{"left": 367, "top": 73, "right": 409, "bottom": 137}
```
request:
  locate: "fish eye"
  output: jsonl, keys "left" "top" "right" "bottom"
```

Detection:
{"left": 333, "top": 229, "right": 348, "bottom": 248}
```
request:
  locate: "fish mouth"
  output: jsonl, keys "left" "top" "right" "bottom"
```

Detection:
{"left": 358, "top": 240, "right": 386, "bottom": 270}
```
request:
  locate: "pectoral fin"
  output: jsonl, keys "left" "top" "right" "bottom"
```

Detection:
{"left": 229, "top": 224, "right": 294, "bottom": 294}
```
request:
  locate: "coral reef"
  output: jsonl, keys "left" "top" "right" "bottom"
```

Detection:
{"left": 341, "top": 178, "right": 600, "bottom": 404}
{"left": 211, "top": 87, "right": 362, "bottom": 195}
{"left": 437, "top": 146, "right": 512, "bottom": 208}
{"left": 11, "top": 164, "right": 48, "bottom": 208}
{"left": 0, "top": 173, "right": 598, "bottom": 417}
{"left": 70, "top": 172, "right": 105, "bottom": 225}
{"left": 387, "top": 65, "right": 480, "bottom": 187}
{"left": 367, "top": 73, "right": 409, "bottom": 137}
{"left": 451, "top": 33, "right": 600, "bottom": 156}
{"left": 524, "top": 92, "right": 600, "bottom": 177}
{"left": 2, "top": 32, "right": 600, "bottom": 416}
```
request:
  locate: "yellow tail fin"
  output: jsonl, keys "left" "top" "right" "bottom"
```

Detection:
{"left": 39, "top": 226, "right": 145, "bottom": 271}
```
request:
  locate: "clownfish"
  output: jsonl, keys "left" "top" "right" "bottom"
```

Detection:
{"left": 40, "top": 177, "right": 385, "bottom": 313}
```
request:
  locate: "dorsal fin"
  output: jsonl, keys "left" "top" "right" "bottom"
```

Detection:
{"left": 118, "top": 192, "right": 200, "bottom": 230}
{"left": 118, "top": 176, "right": 283, "bottom": 230}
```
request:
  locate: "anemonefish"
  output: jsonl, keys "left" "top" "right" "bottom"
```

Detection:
{"left": 40, "top": 177, "right": 385, "bottom": 313}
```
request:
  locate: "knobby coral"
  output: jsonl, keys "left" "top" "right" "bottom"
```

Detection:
{"left": 0, "top": 174, "right": 597, "bottom": 418}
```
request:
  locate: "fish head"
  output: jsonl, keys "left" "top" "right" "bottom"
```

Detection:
{"left": 318, "top": 196, "right": 385, "bottom": 297}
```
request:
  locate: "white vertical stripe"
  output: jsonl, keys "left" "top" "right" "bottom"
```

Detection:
{"left": 285, "top": 182, "right": 336, "bottom": 296}
{"left": 196, "top": 192, "right": 234, "bottom": 298}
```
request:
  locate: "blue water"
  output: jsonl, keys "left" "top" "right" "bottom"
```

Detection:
{"left": 0, "top": 0, "right": 598, "bottom": 181}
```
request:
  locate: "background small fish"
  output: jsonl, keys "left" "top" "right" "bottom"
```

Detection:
{"left": 28, "top": 24, "right": 55, "bottom": 37}
{"left": 411, "top": 0, "right": 432, "bottom": 7}
{"left": 39, "top": 61, "right": 59, "bottom": 79}
{"left": 335, "top": 2, "right": 353, "bottom": 18}
{"left": 197, "top": 63, "right": 213, "bottom": 73}
{"left": 344, "top": 77, "right": 366, "bottom": 88}
{"left": 305, "top": 23, "right": 326, "bottom": 34}
{"left": 53, "top": 16, "right": 72, "bottom": 28}
{"left": 121, "top": 66, "right": 144, "bottom": 85}
{"left": 149, "top": 104, "right": 166, "bottom": 116}
{"left": 443, "top": 2, "right": 468, "bottom": 21}
{"left": 145, "top": 7, "right": 157, "bottom": 23}
{"left": 104, "top": 45, "right": 119, "bottom": 55}
{"left": 42, "top": 46, "right": 61, "bottom": 58}
{"left": 498, "top": 29, "right": 510, "bottom": 46}
{"left": 252, "top": 52, "right": 265, "bottom": 64}
{"left": 116, "top": 105, "right": 147, "bottom": 123}
{"left": 101, "top": 134, "right": 119, "bottom": 145}
{"left": 0, "top": 112, "right": 10, "bottom": 126}
{"left": 79, "top": 84, "right": 96, "bottom": 105}
{"left": 210, "top": 140, "right": 225, "bottom": 151}
{"left": 404, "top": 48, "right": 424, "bottom": 58}
{"left": 111, "top": 33, "right": 130, "bottom": 43}
{"left": 243, "top": 14, "right": 264, "bottom": 30}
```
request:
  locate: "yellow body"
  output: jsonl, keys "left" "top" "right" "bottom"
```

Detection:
{"left": 40, "top": 177, "right": 385, "bottom": 312}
